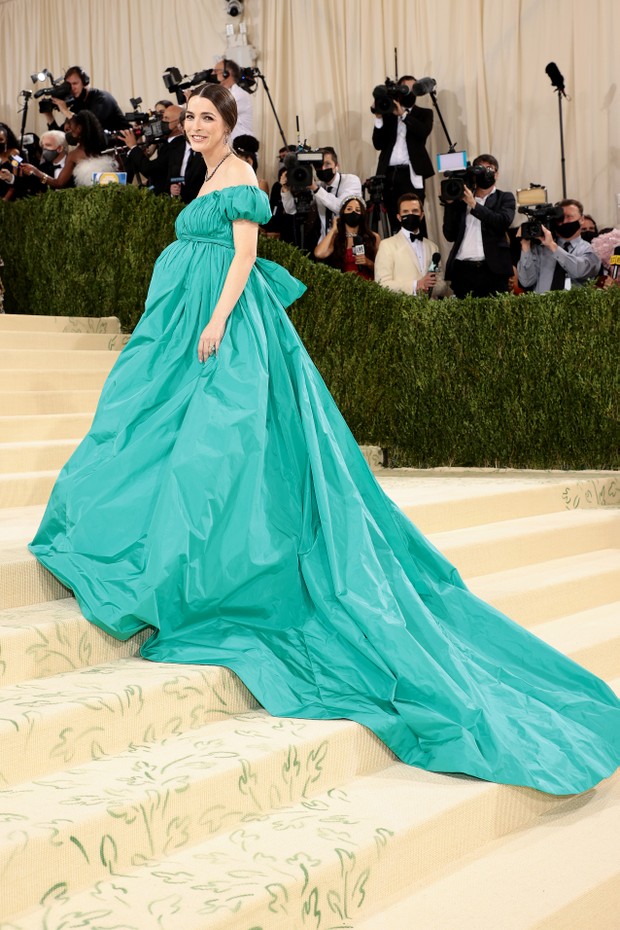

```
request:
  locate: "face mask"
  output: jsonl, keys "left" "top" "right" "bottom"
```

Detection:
{"left": 400, "top": 214, "right": 421, "bottom": 232}
{"left": 343, "top": 211, "right": 362, "bottom": 227}
{"left": 581, "top": 230, "right": 596, "bottom": 243}
{"left": 316, "top": 167, "right": 335, "bottom": 183}
{"left": 41, "top": 149, "right": 58, "bottom": 163}
{"left": 555, "top": 220, "right": 581, "bottom": 239}
{"left": 476, "top": 169, "right": 495, "bottom": 189}
{"left": 65, "top": 132, "right": 79, "bottom": 146}
{"left": 0, "top": 141, "right": 6, "bottom": 154}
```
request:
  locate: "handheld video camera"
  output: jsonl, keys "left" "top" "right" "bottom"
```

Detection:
{"left": 371, "top": 77, "right": 415, "bottom": 115}
{"left": 516, "top": 185, "right": 564, "bottom": 240}
{"left": 283, "top": 149, "right": 324, "bottom": 194}
{"left": 162, "top": 66, "right": 218, "bottom": 104}
{"left": 33, "top": 78, "right": 73, "bottom": 114}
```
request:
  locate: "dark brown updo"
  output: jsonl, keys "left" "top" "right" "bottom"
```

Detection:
{"left": 189, "top": 84, "right": 238, "bottom": 134}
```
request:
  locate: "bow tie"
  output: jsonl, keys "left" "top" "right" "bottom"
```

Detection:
{"left": 409, "top": 232, "right": 423, "bottom": 241}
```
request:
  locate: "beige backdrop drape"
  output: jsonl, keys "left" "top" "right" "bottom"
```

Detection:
{"left": 1, "top": 0, "right": 618, "bottom": 243}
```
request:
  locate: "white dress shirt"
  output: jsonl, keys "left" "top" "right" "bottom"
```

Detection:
{"left": 374, "top": 114, "right": 424, "bottom": 189}
{"left": 456, "top": 188, "right": 495, "bottom": 261}
{"left": 281, "top": 171, "right": 363, "bottom": 241}
{"left": 230, "top": 83, "right": 254, "bottom": 141}
{"left": 400, "top": 227, "right": 425, "bottom": 293}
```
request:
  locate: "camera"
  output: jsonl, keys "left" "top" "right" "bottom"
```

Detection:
{"left": 34, "top": 78, "right": 73, "bottom": 114}
{"left": 283, "top": 149, "right": 323, "bottom": 193}
{"left": 440, "top": 164, "right": 495, "bottom": 200}
{"left": 363, "top": 175, "right": 385, "bottom": 204}
{"left": 516, "top": 185, "right": 564, "bottom": 240}
{"left": 371, "top": 77, "right": 414, "bottom": 115}
{"left": 124, "top": 107, "right": 170, "bottom": 145}
{"left": 162, "top": 66, "right": 218, "bottom": 104}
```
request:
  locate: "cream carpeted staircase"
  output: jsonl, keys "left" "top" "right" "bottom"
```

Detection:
{"left": 0, "top": 313, "right": 618, "bottom": 930}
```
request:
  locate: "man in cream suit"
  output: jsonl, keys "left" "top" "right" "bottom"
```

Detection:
{"left": 375, "top": 193, "right": 448, "bottom": 296}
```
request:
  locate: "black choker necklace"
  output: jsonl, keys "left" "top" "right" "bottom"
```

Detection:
{"left": 205, "top": 149, "right": 232, "bottom": 182}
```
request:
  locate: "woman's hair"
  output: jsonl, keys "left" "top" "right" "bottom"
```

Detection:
{"left": 0, "top": 122, "right": 20, "bottom": 151}
{"left": 71, "top": 110, "right": 106, "bottom": 157}
{"left": 232, "top": 134, "right": 259, "bottom": 171}
{"left": 190, "top": 84, "right": 238, "bottom": 134}
{"left": 331, "top": 196, "right": 377, "bottom": 267}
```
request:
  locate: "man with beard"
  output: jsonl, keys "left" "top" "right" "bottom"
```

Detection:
{"left": 517, "top": 199, "right": 601, "bottom": 292}
{"left": 375, "top": 192, "right": 447, "bottom": 296}
{"left": 442, "top": 154, "right": 515, "bottom": 298}
{"left": 46, "top": 66, "right": 129, "bottom": 132}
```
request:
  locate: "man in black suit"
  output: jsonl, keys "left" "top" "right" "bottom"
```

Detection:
{"left": 121, "top": 105, "right": 186, "bottom": 195}
{"left": 372, "top": 74, "right": 434, "bottom": 233}
{"left": 442, "top": 154, "right": 515, "bottom": 298}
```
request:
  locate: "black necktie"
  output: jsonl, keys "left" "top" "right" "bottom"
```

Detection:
{"left": 325, "top": 187, "right": 334, "bottom": 228}
{"left": 550, "top": 241, "right": 571, "bottom": 290}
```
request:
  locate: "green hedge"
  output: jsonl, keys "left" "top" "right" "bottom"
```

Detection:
{"left": 1, "top": 187, "right": 618, "bottom": 469}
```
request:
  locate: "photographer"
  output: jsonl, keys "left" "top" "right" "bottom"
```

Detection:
{"left": 120, "top": 104, "right": 188, "bottom": 196}
{"left": 281, "top": 147, "right": 362, "bottom": 244}
{"left": 212, "top": 58, "right": 253, "bottom": 141}
{"left": 46, "top": 66, "right": 129, "bottom": 132}
{"left": 372, "top": 75, "right": 434, "bottom": 233}
{"left": 517, "top": 199, "right": 601, "bottom": 293}
{"left": 442, "top": 154, "right": 515, "bottom": 298}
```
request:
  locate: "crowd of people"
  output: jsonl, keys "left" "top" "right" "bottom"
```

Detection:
{"left": 1, "top": 64, "right": 618, "bottom": 294}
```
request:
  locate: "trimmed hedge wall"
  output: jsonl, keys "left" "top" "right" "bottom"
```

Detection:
{"left": 1, "top": 186, "right": 618, "bottom": 469}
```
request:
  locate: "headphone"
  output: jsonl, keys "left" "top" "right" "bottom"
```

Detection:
{"left": 66, "top": 66, "right": 90, "bottom": 86}
{"left": 221, "top": 68, "right": 229, "bottom": 79}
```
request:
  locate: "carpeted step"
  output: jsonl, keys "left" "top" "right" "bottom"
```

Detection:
{"left": 0, "top": 540, "right": 70, "bottom": 609}
{"left": 0, "top": 599, "right": 147, "bottom": 686}
{"left": 0, "top": 330, "right": 129, "bottom": 351}
{"left": 355, "top": 770, "right": 620, "bottom": 930}
{"left": 0, "top": 762, "right": 585, "bottom": 930}
{"left": 429, "top": 507, "right": 620, "bottom": 577}
{"left": 0, "top": 710, "right": 394, "bottom": 921}
{"left": 0, "top": 412, "right": 94, "bottom": 443}
{"left": 2, "top": 348, "right": 125, "bottom": 368}
{"left": 0, "top": 313, "right": 121, "bottom": 333}
{"left": 0, "top": 367, "right": 110, "bottom": 392}
{"left": 0, "top": 439, "right": 78, "bottom": 474}
{"left": 0, "top": 471, "right": 59, "bottom": 510}
{"left": 388, "top": 471, "right": 619, "bottom": 533}
{"left": 0, "top": 390, "right": 101, "bottom": 415}
{"left": 534, "top": 603, "right": 620, "bottom": 682}
{"left": 0, "top": 658, "right": 259, "bottom": 787}
{"left": 468, "top": 549, "right": 620, "bottom": 626}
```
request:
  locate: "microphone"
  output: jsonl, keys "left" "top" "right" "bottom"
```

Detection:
{"left": 610, "top": 246, "right": 620, "bottom": 281}
{"left": 352, "top": 235, "right": 366, "bottom": 263}
{"left": 545, "top": 62, "right": 566, "bottom": 95}
{"left": 412, "top": 76, "right": 437, "bottom": 97}
{"left": 427, "top": 252, "right": 441, "bottom": 297}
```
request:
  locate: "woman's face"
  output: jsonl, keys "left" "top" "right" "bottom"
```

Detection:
{"left": 343, "top": 200, "right": 363, "bottom": 225}
{"left": 185, "top": 95, "right": 229, "bottom": 157}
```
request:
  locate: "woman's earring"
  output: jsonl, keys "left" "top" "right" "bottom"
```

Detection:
{"left": 224, "top": 132, "right": 230, "bottom": 146}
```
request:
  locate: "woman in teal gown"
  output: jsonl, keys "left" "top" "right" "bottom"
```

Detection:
{"left": 29, "top": 85, "right": 620, "bottom": 796}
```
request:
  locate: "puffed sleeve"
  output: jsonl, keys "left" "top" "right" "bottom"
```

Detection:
{"left": 220, "top": 185, "right": 272, "bottom": 225}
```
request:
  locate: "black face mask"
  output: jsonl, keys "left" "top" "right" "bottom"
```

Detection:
{"left": 0, "top": 141, "right": 6, "bottom": 154}
{"left": 65, "top": 132, "right": 79, "bottom": 146}
{"left": 41, "top": 149, "right": 58, "bottom": 163}
{"left": 555, "top": 220, "right": 581, "bottom": 239}
{"left": 400, "top": 214, "right": 421, "bottom": 232}
{"left": 580, "top": 230, "right": 596, "bottom": 243}
{"left": 316, "top": 167, "right": 335, "bottom": 184}
{"left": 476, "top": 169, "right": 495, "bottom": 190}
{"left": 343, "top": 211, "right": 362, "bottom": 227}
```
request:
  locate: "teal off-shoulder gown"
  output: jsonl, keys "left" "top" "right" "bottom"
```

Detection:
{"left": 29, "top": 186, "right": 620, "bottom": 795}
